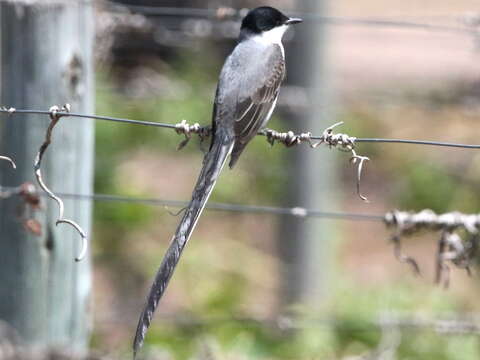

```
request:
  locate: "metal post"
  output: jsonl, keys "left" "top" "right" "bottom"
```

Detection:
{"left": 278, "top": 0, "right": 337, "bottom": 307}
{"left": 0, "top": 0, "right": 94, "bottom": 352}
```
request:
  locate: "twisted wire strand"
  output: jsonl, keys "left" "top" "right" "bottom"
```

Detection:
{"left": 2, "top": 108, "right": 480, "bottom": 149}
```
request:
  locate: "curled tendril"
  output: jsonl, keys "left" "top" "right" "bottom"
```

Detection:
{"left": 350, "top": 149, "right": 370, "bottom": 202}
{"left": 34, "top": 104, "right": 88, "bottom": 262}
{"left": 0, "top": 156, "right": 16, "bottom": 169}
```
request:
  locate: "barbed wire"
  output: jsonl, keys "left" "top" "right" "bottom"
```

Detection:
{"left": 2, "top": 107, "right": 479, "bottom": 149}
{"left": 103, "top": 2, "right": 480, "bottom": 36}
{"left": 2, "top": 181, "right": 479, "bottom": 283}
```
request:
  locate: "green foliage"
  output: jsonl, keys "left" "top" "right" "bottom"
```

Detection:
{"left": 396, "top": 160, "right": 480, "bottom": 213}
{"left": 140, "top": 281, "right": 480, "bottom": 359}
{"left": 398, "top": 161, "right": 456, "bottom": 213}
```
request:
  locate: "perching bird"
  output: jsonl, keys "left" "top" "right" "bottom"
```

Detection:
{"left": 133, "top": 6, "right": 302, "bottom": 357}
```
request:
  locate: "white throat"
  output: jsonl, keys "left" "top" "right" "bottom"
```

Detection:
{"left": 252, "top": 25, "right": 288, "bottom": 55}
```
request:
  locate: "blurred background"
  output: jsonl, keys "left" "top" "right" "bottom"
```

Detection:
{"left": 1, "top": 0, "right": 480, "bottom": 359}
{"left": 92, "top": 1, "right": 480, "bottom": 358}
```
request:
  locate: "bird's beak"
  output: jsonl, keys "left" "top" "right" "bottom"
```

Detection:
{"left": 285, "top": 17, "right": 303, "bottom": 25}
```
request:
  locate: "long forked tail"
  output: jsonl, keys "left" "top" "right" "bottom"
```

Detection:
{"left": 133, "top": 139, "right": 234, "bottom": 358}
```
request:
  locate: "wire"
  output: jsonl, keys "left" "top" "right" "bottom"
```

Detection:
{"left": 0, "top": 185, "right": 385, "bottom": 222}
{"left": 315, "top": 16, "right": 476, "bottom": 35}
{"left": 139, "top": 313, "right": 480, "bottom": 335}
{"left": 0, "top": 109, "right": 176, "bottom": 129}
{"left": 105, "top": 2, "right": 479, "bottom": 35}
{"left": 354, "top": 138, "right": 480, "bottom": 149}
{"left": 94, "top": 310, "right": 480, "bottom": 336}
{"left": 2, "top": 108, "right": 480, "bottom": 150}
{"left": 108, "top": 4, "right": 218, "bottom": 18}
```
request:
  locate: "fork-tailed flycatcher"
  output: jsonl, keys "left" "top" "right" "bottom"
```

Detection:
{"left": 133, "top": 6, "right": 302, "bottom": 357}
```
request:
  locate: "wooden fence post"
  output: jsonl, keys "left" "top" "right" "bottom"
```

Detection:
{"left": 0, "top": 0, "right": 94, "bottom": 352}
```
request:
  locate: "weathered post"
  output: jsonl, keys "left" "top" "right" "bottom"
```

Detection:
{"left": 278, "top": 0, "right": 337, "bottom": 307}
{"left": 0, "top": 0, "right": 94, "bottom": 352}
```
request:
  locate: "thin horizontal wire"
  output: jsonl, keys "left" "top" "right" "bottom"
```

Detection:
{"left": 2, "top": 108, "right": 480, "bottom": 150}
{"left": 354, "top": 138, "right": 480, "bottom": 149}
{"left": 316, "top": 16, "right": 475, "bottom": 34}
{"left": 5, "top": 187, "right": 385, "bottom": 222}
{"left": 0, "top": 109, "right": 176, "bottom": 129}
{"left": 109, "top": 4, "right": 217, "bottom": 18}
{"left": 96, "top": 311, "right": 480, "bottom": 335}
{"left": 107, "top": 2, "right": 479, "bottom": 35}
{"left": 147, "top": 314, "right": 480, "bottom": 335}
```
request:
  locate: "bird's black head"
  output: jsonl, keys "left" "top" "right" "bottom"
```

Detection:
{"left": 241, "top": 6, "right": 302, "bottom": 34}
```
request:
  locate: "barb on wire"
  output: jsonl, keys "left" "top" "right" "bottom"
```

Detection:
{"left": 436, "top": 231, "right": 452, "bottom": 288}
{"left": 263, "top": 128, "right": 319, "bottom": 148}
{"left": 174, "top": 119, "right": 211, "bottom": 150}
{"left": 435, "top": 230, "right": 477, "bottom": 288}
{"left": 0, "top": 106, "right": 16, "bottom": 115}
{"left": 385, "top": 210, "right": 480, "bottom": 286}
{"left": 390, "top": 233, "right": 421, "bottom": 276}
{"left": 33, "top": 104, "right": 88, "bottom": 262}
{"left": 263, "top": 122, "right": 370, "bottom": 201}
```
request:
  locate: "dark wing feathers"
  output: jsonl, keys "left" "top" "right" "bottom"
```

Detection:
{"left": 229, "top": 46, "right": 285, "bottom": 167}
